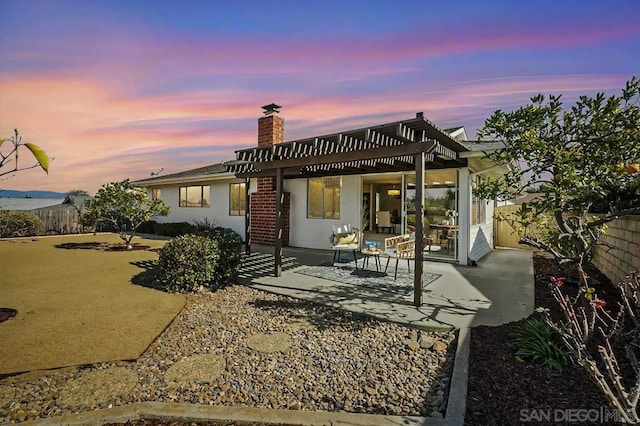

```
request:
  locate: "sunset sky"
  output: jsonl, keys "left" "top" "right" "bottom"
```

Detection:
{"left": 1, "top": 0, "right": 638, "bottom": 193}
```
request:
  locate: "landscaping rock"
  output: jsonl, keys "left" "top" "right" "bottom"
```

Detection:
{"left": 57, "top": 366, "right": 137, "bottom": 408}
{"left": 405, "top": 340, "right": 420, "bottom": 351}
{"left": 247, "top": 332, "right": 291, "bottom": 353}
{"left": 164, "top": 353, "right": 226, "bottom": 384}
{"left": 0, "top": 385, "right": 15, "bottom": 407}
{"left": 419, "top": 336, "right": 436, "bottom": 349}
{"left": 432, "top": 341, "right": 448, "bottom": 352}
{"left": 0, "top": 286, "right": 456, "bottom": 421}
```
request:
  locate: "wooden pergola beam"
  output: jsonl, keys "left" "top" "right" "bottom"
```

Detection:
{"left": 253, "top": 140, "right": 438, "bottom": 171}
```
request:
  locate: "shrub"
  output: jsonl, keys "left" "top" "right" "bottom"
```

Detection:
{"left": 137, "top": 220, "right": 157, "bottom": 234}
{"left": 156, "top": 234, "right": 220, "bottom": 293}
{"left": 154, "top": 221, "right": 197, "bottom": 237}
{"left": 0, "top": 211, "right": 45, "bottom": 237}
{"left": 196, "top": 227, "right": 242, "bottom": 284}
{"left": 194, "top": 216, "right": 217, "bottom": 233}
{"left": 514, "top": 319, "right": 571, "bottom": 372}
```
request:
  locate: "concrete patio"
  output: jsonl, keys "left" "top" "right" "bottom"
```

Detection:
{"left": 237, "top": 246, "right": 534, "bottom": 331}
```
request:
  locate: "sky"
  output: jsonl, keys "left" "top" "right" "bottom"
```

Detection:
{"left": 0, "top": 0, "right": 638, "bottom": 194}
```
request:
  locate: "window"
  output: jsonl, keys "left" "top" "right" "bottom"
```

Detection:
{"left": 151, "top": 188, "right": 162, "bottom": 200}
{"left": 179, "top": 185, "right": 210, "bottom": 207}
{"left": 229, "top": 182, "right": 246, "bottom": 216}
{"left": 307, "top": 177, "right": 340, "bottom": 219}
{"left": 472, "top": 176, "right": 487, "bottom": 225}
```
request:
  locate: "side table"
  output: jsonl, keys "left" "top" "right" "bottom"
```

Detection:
{"left": 361, "top": 248, "right": 382, "bottom": 272}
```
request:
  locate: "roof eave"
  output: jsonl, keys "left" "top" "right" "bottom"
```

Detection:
{"left": 134, "top": 172, "right": 238, "bottom": 186}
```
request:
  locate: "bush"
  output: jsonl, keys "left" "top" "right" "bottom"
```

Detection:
{"left": 154, "top": 221, "right": 197, "bottom": 237}
{"left": 196, "top": 227, "right": 242, "bottom": 284}
{"left": 0, "top": 211, "right": 45, "bottom": 237}
{"left": 156, "top": 234, "right": 220, "bottom": 293}
{"left": 137, "top": 220, "right": 157, "bottom": 234}
{"left": 514, "top": 319, "right": 571, "bottom": 372}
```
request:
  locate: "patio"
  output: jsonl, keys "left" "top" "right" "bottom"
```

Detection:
{"left": 237, "top": 246, "right": 534, "bottom": 330}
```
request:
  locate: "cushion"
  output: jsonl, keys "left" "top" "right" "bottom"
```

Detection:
{"left": 336, "top": 232, "right": 358, "bottom": 245}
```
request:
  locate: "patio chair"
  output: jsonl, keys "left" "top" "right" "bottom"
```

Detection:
{"left": 330, "top": 224, "right": 360, "bottom": 266}
{"left": 384, "top": 239, "right": 415, "bottom": 280}
{"left": 382, "top": 234, "right": 414, "bottom": 279}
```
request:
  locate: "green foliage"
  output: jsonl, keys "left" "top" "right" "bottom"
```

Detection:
{"left": 153, "top": 221, "right": 197, "bottom": 237}
{"left": 196, "top": 227, "right": 242, "bottom": 284}
{"left": 514, "top": 319, "right": 571, "bottom": 372}
{"left": 84, "top": 179, "right": 170, "bottom": 249}
{"left": 476, "top": 76, "right": 640, "bottom": 268}
{"left": 194, "top": 216, "right": 217, "bottom": 233}
{"left": 156, "top": 234, "right": 221, "bottom": 293}
{"left": 0, "top": 129, "right": 50, "bottom": 178}
{"left": 0, "top": 211, "right": 44, "bottom": 237}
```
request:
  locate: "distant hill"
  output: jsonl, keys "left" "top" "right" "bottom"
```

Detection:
{"left": 0, "top": 189, "right": 66, "bottom": 199}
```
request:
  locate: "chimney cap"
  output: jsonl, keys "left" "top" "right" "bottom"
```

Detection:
{"left": 416, "top": 111, "right": 424, "bottom": 119}
{"left": 261, "top": 103, "right": 282, "bottom": 115}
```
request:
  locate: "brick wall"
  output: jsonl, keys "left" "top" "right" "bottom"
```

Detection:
{"left": 250, "top": 192, "right": 290, "bottom": 246}
{"left": 592, "top": 215, "right": 640, "bottom": 285}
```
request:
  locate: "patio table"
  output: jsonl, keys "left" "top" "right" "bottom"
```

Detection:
{"left": 361, "top": 248, "right": 382, "bottom": 272}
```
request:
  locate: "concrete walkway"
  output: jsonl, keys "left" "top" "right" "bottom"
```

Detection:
{"left": 238, "top": 246, "right": 534, "bottom": 331}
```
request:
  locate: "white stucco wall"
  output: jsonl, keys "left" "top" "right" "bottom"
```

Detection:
{"left": 287, "top": 175, "right": 362, "bottom": 250}
{"left": 147, "top": 178, "right": 246, "bottom": 239}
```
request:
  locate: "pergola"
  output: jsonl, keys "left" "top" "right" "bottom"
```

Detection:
{"left": 228, "top": 111, "right": 469, "bottom": 306}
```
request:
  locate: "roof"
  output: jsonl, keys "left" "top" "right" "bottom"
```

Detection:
{"left": 229, "top": 113, "right": 470, "bottom": 178}
{"left": 63, "top": 194, "right": 92, "bottom": 206}
{"left": 0, "top": 197, "right": 64, "bottom": 211}
{"left": 133, "top": 162, "right": 232, "bottom": 186}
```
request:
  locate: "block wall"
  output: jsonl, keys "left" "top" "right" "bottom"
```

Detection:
{"left": 592, "top": 215, "right": 640, "bottom": 285}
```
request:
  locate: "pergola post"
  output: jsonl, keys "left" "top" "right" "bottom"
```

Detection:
{"left": 244, "top": 177, "right": 251, "bottom": 255}
{"left": 274, "top": 168, "right": 283, "bottom": 277}
{"left": 414, "top": 152, "right": 425, "bottom": 306}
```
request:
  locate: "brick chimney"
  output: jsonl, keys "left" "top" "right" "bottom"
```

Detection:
{"left": 250, "top": 103, "right": 290, "bottom": 246}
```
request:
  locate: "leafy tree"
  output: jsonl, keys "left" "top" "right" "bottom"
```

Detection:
{"left": 84, "top": 179, "right": 169, "bottom": 249}
{"left": 0, "top": 129, "right": 49, "bottom": 178}
{"left": 476, "top": 76, "right": 639, "bottom": 279}
{"left": 476, "top": 76, "right": 640, "bottom": 422}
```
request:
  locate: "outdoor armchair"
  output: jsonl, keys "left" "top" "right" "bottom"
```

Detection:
{"left": 330, "top": 224, "right": 360, "bottom": 266}
{"left": 384, "top": 239, "right": 415, "bottom": 280}
{"left": 382, "top": 234, "right": 414, "bottom": 279}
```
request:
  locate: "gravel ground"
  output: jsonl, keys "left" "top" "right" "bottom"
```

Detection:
{"left": 1, "top": 285, "right": 456, "bottom": 423}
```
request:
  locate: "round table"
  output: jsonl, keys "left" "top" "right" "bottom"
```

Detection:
{"left": 361, "top": 248, "right": 382, "bottom": 272}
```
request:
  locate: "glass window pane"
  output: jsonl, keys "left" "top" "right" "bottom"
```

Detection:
{"left": 180, "top": 187, "right": 187, "bottom": 207}
{"left": 186, "top": 186, "right": 199, "bottom": 207}
{"left": 323, "top": 177, "right": 340, "bottom": 219}
{"left": 202, "top": 186, "right": 210, "bottom": 207}
{"left": 229, "top": 183, "right": 245, "bottom": 215}
{"left": 307, "top": 178, "right": 323, "bottom": 218}
{"left": 238, "top": 183, "right": 246, "bottom": 215}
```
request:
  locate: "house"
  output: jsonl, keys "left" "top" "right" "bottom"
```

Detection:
{"left": 134, "top": 104, "right": 506, "bottom": 269}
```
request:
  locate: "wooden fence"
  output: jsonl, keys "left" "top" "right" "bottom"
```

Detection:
{"left": 493, "top": 205, "right": 530, "bottom": 249}
{"left": 32, "top": 208, "right": 84, "bottom": 234}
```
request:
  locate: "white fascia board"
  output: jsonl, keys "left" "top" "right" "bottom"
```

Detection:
{"left": 134, "top": 172, "right": 238, "bottom": 187}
